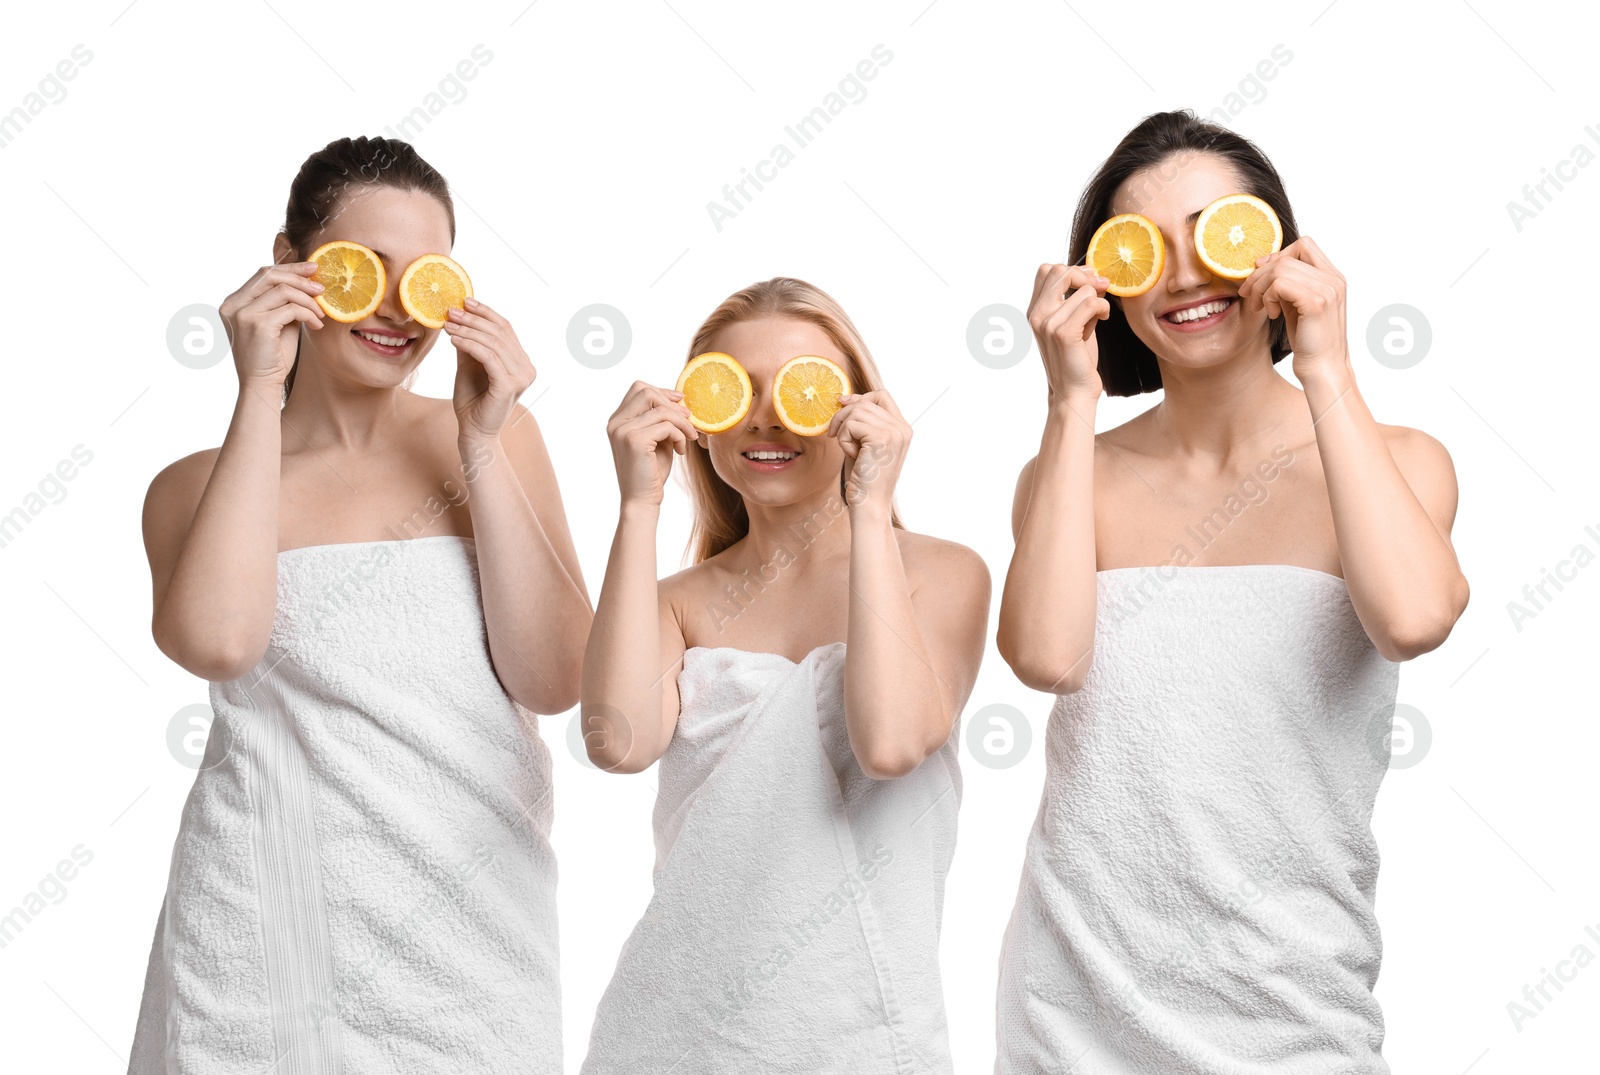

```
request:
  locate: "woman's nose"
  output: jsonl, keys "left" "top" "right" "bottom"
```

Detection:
{"left": 376, "top": 266, "right": 413, "bottom": 327}
{"left": 1165, "top": 228, "right": 1213, "bottom": 293}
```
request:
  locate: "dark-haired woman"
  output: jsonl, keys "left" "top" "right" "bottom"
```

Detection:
{"left": 578, "top": 278, "right": 989, "bottom": 1073}
{"left": 129, "top": 137, "right": 587, "bottom": 1073}
{"left": 994, "top": 111, "right": 1468, "bottom": 1073}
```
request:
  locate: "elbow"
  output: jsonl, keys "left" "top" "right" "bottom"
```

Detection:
{"left": 578, "top": 703, "right": 651, "bottom": 774}
{"left": 857, "top": 744, "right": 924, "bottom": 782}
{"left": 997, "top": 629, "right": 1091, "bottom": 695}
{"left": 1375, "top": 573, "right": 1471, "bottom": 663}
{"left": 511, "top": 675, "right": 583, "bottom": 718}
{"left": 152, "top": 616, "right": 261, "bottom": 682}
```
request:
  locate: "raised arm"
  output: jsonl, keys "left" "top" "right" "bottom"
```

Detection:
{"left": 144, "top": 260, "right": 325, "bottom": 680}
{"left": 444, "top": 298, "right": 593, "bottom": 713}
{"left": 827, "top": 390, "right": 991, "bottom": 780}
{"left": 581, "top": 382, "right": 700, "bottom": 773}
{"left": 996, "top": 264, "right": 1111, "bottom": 694}
{"left": 1239, "top": 238, "right": 1469, "bottom": 661}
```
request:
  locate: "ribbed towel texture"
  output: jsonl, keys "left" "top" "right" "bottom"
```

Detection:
{"left": 996, "top": 565, "right": 1399, "bottom": 1075}
{"left": 130, "top": 535, "right": 561, "bottom": 1074}
{"left": 582, "top": 641, "right": 962, "bottom": 1074}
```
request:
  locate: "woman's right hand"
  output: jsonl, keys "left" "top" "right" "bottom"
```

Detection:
{"left": 1028, "top": 264, "right": 1110, "bottom": 402}
{"left": 218, "top": 261, "right": 326, "bottom": 388}
{"left": 605, "top": 382, "right": 701, "bottom": 507}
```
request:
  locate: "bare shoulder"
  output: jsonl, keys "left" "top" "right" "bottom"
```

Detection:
{"left": 1380, "top": 422, "right": 1455, "bottom": 468}
{"left": 1380, "top": 422, "right": 1460, "bottom": 527}
{"left": 897, "top": 528, "right": 991, "bottom": 593}
{"left": 145, "top": 447, "right": 220, "bottom": 519}
{"left": 142, "top": 447, "right": 221, "bottom": 565}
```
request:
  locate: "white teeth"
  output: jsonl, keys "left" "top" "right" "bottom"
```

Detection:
{"left": 356, "top": 330, "right": 409, "bottom": 347}
{"left": 1168, "top": 299, "right": 1231, "bottom": 324}
{"left": 745, "top": 451, "right": 797, "bottom": 461}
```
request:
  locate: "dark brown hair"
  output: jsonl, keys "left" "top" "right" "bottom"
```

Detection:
{"left": 1067, "top": 110, "right": 1298, "bottom": 396}
{"left": 278, "top": 136, "right": 455, "bottom": 400}
{"left": 680, "top": 277, "right": 904, "bottom": 565}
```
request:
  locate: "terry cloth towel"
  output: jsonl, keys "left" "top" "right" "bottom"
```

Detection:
{"left": 581, "top": 641, "right": 962, "bottom": 1075}
{"left": 995, "top": 565, "right": 1400, "bottom": 1075}
{"left": 129, "top": 535, "right": 561, "bottom": 1075}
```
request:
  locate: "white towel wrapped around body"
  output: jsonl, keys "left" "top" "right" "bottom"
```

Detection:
{"left": 996, "top": 565, "right": 1400, "bottom": 1075}
{"left": 581, "top": 641, "right": 962, "bottom": 1075}
{"left": 129, "top": 535, "right": 561, "bottom": 1074}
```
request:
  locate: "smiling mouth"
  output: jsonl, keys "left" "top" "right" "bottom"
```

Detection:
{"left": 1163, "top": 297, "right": 1236, "bottom": 326}
{"left": 742, "top": 448, "right": 801, "bottom": 468}
{"left": 352, "top": 329, "right": 414, "bottom": 355}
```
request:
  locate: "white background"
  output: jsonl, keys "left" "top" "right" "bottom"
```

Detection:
{"left": 2, "top": 0, "right": 1597, "bottom": 1071}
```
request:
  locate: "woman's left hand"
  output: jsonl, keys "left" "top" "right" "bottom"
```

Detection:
{"left": 827, "top": 388, "right": 910, "bottom": 515}
{"left": 445, "top": 298, "right": 537, "bottom": 444}
{"left": 1236, "top": 236, "right": 1350, "bottom": 380}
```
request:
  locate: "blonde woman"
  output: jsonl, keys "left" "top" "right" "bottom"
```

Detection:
{"left": 579, "top": 278, "right": 989, "bottom": 1073}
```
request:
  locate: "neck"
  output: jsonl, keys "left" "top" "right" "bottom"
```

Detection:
{"left": 1148, "top": 347, "right": 1303, "bottom": 460}
{"left": 279, "top": 360, "right": 407, "bottom": 451}
{"left": 734, "top": 481, "right": 855, "bottom": 575}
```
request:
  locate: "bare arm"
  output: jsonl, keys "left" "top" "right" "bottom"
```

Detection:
{"left": 581, "top": 382, "right": 699, "bottom": 773}
{"left": 1304, "top": 374, "right": 1467, "bottom": 660}
{"left": 996, "top": 264, "right": 1110, "bottom": 694}
{"left": 1240, "top": 237, "right": 1468, "bottom": 661}
{"left": 460, "top": 403, "right": 593, "bottom": 714}
{"left": 825, "top": 389, "right": 990, "bottom": 778}
{"left": 843, "top": 518, "right": 990, "bottom": 779}
{"left": 145, "top": 260, "right": 325, "bottom": 680}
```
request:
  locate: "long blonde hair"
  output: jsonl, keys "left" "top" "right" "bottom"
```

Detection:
{"left": 682, "top": 277, "right": 905, "bottom": 565}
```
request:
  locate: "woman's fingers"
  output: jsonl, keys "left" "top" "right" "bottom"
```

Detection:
{"left": 226, "top": 264, "right": 323, "bottom": 313}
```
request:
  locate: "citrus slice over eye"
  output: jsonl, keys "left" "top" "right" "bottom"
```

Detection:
{"left": 676, "top": 352, "right": 753, "bottom": 434}
{"left": 308, "top": 240, "right": 385, "bottom": 322}
{"left": 1087, "top": 213, "right": 1165, "bottom": 297}
{"left": 399, "top": 253, "right": 473, "bottom": 329}
{"left": 773, "top": 355, "right": 852, "bottom": 437}
{"left": 1194, "top": 193, "right": 1282, "bottom": 280}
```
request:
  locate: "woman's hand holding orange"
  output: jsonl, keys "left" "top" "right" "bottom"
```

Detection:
{"left": 1028, "top": 263, "right": 1111, "bottom": 404}
{"left": 605, "top": 382, "right": 700, "bottom": 508}
{"left": 445, "top": 298, "right": 536, "bottom": 444}
{"left": 827, "top": 388, "right": 910, "bottom": 515}
{"left": 1236, "top": 236, "right": 1350, "bottom": 383}
{"left": 219, "top": 261, "right": 326, "bottom": 390}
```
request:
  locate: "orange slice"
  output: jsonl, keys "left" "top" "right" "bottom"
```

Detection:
{"left": 676, "top": 352, "right": 753, "bottom": 434}
{"left": 308, "top": 240, "right": 385, "bottom": 323}
{"left": 1194, "top": 193, "right": 1282, "bottom": 280}
{"left": 773, "top": 355, "right": 851, "bottom": 437}
{"left": 399, "top": 253, "right": 473, "bottom": 329}
{"left": 1087, "top": 214, "right": 1165, "bottom": 297}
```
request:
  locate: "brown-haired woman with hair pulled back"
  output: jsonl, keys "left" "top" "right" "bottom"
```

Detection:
{"left": 578, "top": 277, "right": 989, "bottom": 1073}
{"left": 993, "top": 111, "right": 1469, "bottom": 1072}
{"left": 128, "top": 136, "right": 587, "bottom": 1073}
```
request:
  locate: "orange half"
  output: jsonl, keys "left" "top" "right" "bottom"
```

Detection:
{"left": 773, "top": 355, "right": 851, "bottom": 437}
{"left": 1087, "top": 214, "right": 1165, "bottom": 297}
{"left": 309, "top": 240, "right": 385, "bottom": 322}
{"left": 400, "top": 253, "right": 473, "bottom": 329}
{"left": 1194, "top": 193, "right": 1282, "bottom": 280}
{"left": 676, "top": 352, "right": 753, "bottom": 434}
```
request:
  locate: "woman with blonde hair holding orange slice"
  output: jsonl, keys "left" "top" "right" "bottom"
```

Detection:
{"left": 579, "top": 276, "right": 989, "bottom": 1073}
{"left": 993, "top": 110, "right": 1469, "bottom": 1073}
{"left": 129, "top": 136, "right": 586, "bottom": 1073}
